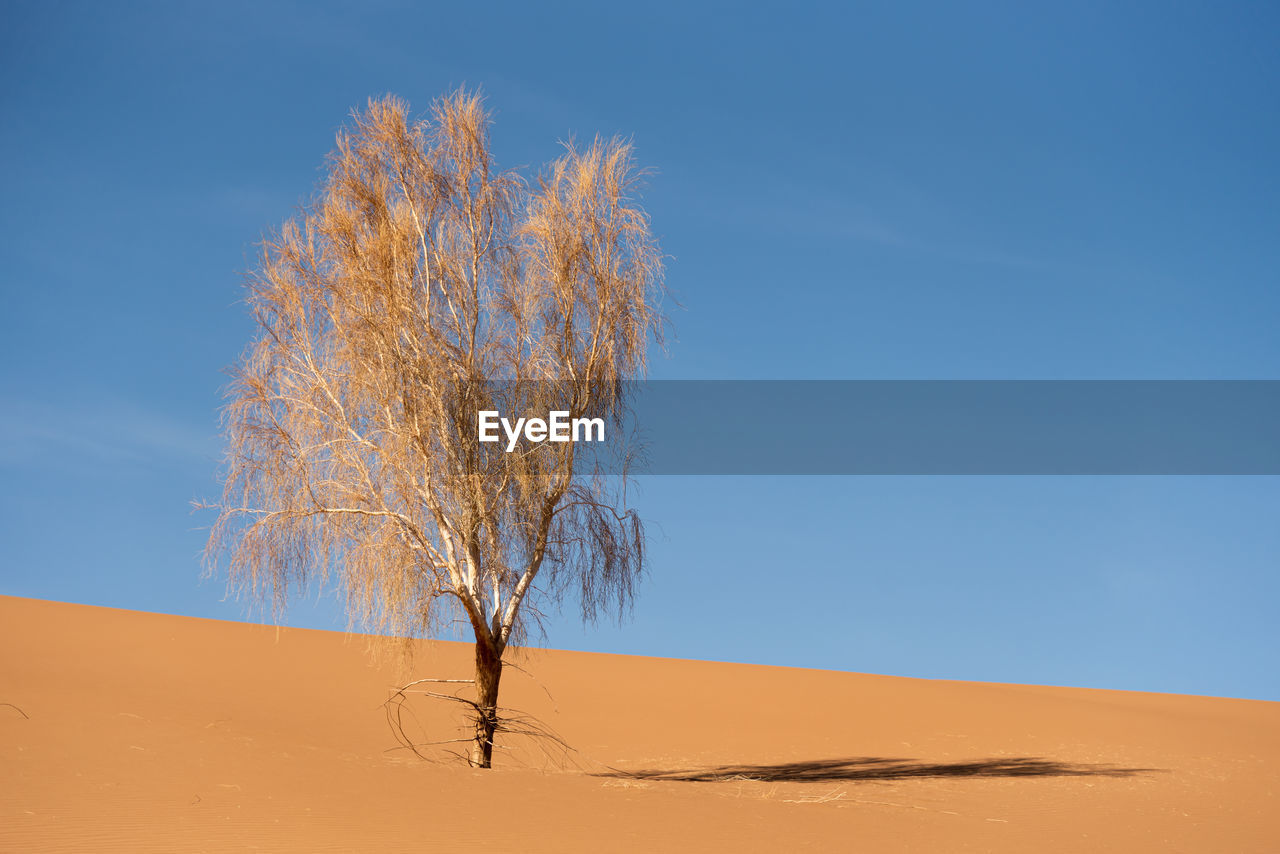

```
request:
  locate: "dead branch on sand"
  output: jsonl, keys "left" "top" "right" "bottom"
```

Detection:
{"left": 383, "top": 678, "right": 573, "bottom": 768}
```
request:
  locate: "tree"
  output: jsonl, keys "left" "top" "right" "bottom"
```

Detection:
{"left": 206, "top": 90, "right": 666, "bottom": 768}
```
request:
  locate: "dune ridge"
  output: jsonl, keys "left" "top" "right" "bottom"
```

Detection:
{"left": 2, "top": 595, "right": 1276, "bottom": 852}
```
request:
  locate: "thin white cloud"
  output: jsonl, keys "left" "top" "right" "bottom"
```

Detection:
{"left": 0, "top": 396, "right": 218, "bottom": 470}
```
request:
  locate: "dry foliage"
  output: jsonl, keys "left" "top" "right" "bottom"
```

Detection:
{"left": 205, "top": 89, "right": 666, "bottom": 766}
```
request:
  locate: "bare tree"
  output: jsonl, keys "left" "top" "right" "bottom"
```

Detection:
{"left": 205, "top": 90, "right": 666, "bottom": 768}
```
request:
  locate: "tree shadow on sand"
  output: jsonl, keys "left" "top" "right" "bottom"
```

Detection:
{"left": 596, "top": 756, "right": 1154, "bottom": 783}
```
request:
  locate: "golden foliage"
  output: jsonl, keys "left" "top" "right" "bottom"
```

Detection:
{"left": 207, "top": 90, "right": 666, "bottom": 683}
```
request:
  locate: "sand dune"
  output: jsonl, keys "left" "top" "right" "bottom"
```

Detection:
{"left": 2, "top": 595, "right": 1276, "bottom": 852}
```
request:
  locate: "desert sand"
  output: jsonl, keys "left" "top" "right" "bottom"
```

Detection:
{"left": 2, "top": 595, "right": 1276, "bottom": 852}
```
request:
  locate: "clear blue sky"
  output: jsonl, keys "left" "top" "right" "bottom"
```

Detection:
{"left": 2, "top": 1, "right": 1277, "bottom": 699}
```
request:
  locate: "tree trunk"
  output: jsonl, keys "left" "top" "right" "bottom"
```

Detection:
{"left": 469, "top": 639, "right": 503, "bottom": 768}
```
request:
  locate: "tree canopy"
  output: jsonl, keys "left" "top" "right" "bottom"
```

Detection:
{"left": 207, "top": 90, "right": 667, "bottom": 766}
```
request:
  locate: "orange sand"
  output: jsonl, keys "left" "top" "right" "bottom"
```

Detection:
{"left": 2, "top": 595, "right": 1276, "bottom": 852}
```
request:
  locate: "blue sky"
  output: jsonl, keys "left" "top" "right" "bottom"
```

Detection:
{"left": 1, "top": 1, "right": 1277, "bottom": 699}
